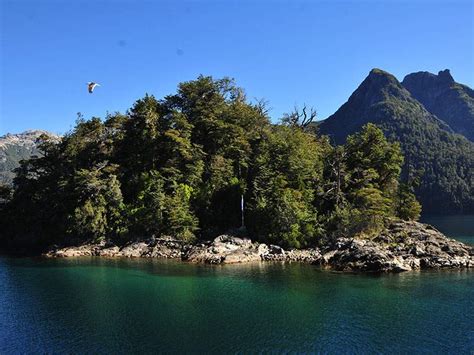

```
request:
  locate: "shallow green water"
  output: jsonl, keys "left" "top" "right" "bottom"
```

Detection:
{"left": 0, "top": 216, "right": 473, "bottom": 354}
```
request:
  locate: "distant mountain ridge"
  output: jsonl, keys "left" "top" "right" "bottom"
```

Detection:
{"left": 318, "top": 69, "right": 454, "bottom": 144}
{"left": 0, "top": 130, "right": 60, "bottom": 185}
{"left": 402, "top": 69, "right": 474, "bottom": 141}
{"left": 319, "top": 68, "right": 474, "bottom": 213}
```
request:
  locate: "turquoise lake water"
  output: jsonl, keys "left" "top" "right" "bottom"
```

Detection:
{"left": 1, "top": 216, "right": 473, "bottom": 354}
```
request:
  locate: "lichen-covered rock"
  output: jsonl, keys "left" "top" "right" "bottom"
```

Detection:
{"left": 257, "top": 243, "right": 269, "bottom": 255}
{"left": 261, "top": 245, "right": 287, "bottom": 261}
{"left": 183, "top": 235, "right": 261, "bottom": 264}
{"left": 259, "top": 244, "right": 322, "bottom": 263}
{"left": 119, "top": 242, "right": 150, "bottom": 258}
{"left": 382, "top": 220, "right": 472, "bottom": 269}
{"left": 286, "top": 249, "right": 322, "bottom": 264}
{"left": 96, "top": 246, "right": 120, "bottom": 257}
{"left": 45, "top": 237, "right": 184, "bottom": 259}
{"left": 45, "top": 244, "right": 95, "bottom": 257}
{"left": 325, "top": 238, "right": 412, "bottom": 272}
{"left": 325, "top": 221, "right": 473, "bottom": 272}
{"left": 44, "top": 220, "right": 473, "bottom": 273}
{"left": 182, "top": 242, "right": 223, "bottom": 264}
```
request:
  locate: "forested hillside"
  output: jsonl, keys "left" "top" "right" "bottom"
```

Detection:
{"left": 402, "top": 69, "right": 474, "bottom": 141}
{"left": 0, "top": 76, "right": 418, "bottom": 251}
{"left": 319, "top": 69, "right": 474, "bottom": 213}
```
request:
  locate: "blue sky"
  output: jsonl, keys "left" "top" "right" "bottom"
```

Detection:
{"left": 1, "top": 0, "right": 473, "bottom": 135}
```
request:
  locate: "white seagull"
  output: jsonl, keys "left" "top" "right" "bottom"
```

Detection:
{"left": 87, "top": 82, "right": 100, "bottom": 94}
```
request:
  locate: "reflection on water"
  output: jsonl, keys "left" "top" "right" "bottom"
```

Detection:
{"left": 1, "top": 256, "right": 473, "bottom": 354}
{"left": 1, "top": 215, "right": 472, "bottom": 353}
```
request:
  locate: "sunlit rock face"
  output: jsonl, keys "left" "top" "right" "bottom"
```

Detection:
{"left": 0, "top": 130, "right": 60, "bottom": 184}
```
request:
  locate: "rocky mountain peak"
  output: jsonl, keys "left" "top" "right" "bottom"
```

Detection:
{"left": 437, "top": 69, "right": 454, "bottom": 83}
{"left": 363, "top": 68, "right": 402, "bottom": 92}
{"left": 402, "top": 69, "right": 455, "bottom": 91}
{"left": 318, "top": 67, "right": 474, "bottom": 213}
{"left": 402, "top": 69, "right": 474, "bottom": 141}
{"left": 0, "top": 129, "right": 61, "bottom": 185}
{"left": 336, "top": 69, "right": 413, "bottom": 114}
{"left": 0, "top": 130, "right": 60, "bottom": 149}
{"left": 367, "top": 68, "right": 398, "bottom": 81}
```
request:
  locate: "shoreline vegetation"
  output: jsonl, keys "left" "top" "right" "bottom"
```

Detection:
{"left": 0, "top": 75, "right": 472, "bottom": 272}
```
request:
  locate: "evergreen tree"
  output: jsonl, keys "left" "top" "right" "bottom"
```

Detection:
{"left": 162, "top": 183, "right": 199, "bottom": 242}
{"left": 343, "top": 124, "right": 404, "bottom": 234}
{"left": 247, "top": 126, "right": 325, "bottom": 247}
{"left": 69, "top": 166, "right": 127, "bottom": 243}
{"left": 0, "top": 76, "right": 419, "bottom": 251}
{"left": 396, "top": 183, "right": 422, "bottom": 220}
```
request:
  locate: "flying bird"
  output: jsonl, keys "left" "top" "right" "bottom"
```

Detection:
{"left": 87, "top": 82, "right": 100, "bottom": 93}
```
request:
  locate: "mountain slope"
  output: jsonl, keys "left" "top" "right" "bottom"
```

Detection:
{"left": 319, "top": 69, "right": 474, "bottom": 213}
{"left": 0, "top": 130, "right": 60, "bottom": 185}
{"left": 402, "top": 69, "right": 474, "bottom": 141}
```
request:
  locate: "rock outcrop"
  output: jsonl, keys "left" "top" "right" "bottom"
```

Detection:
{"left": 45, "top": 220, "right": 473, "bottom": 272}
{"left": 46, "top": 237, "right": 184, "bottom": 259}
{"left": 182, "top": 235, "right": 261, "bottom": 264}
{"left": 323, "top": 238, "right": 412, "bottom": 272}
{"left": 0, "top": 130, "right": 61, "bottom": 185}
{"left": 181, "top": 236, "right": 323, "bottom": 264}
{"left": 323, "top": 220, "right": 472, "bottom": 272}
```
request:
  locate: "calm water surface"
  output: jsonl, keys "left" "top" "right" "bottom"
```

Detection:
{"left": 0, "top": 216, "right": 473, "bottom": 354}
{"left": 421, "top": 214, "right": 474, "bottom": 245}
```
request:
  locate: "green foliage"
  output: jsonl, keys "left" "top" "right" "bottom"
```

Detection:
{"left": 317, "top": 124, "right": 407, "bottom": 238}
{"left": 396, "top": 183, "right": 422, "bottom": 220}
{"left": 402, "top": 69, "right": 474, "bottom": 142}
{"left": 69, "top": 167, "right": 127, "bottom": 242}
{"left": 319, "top": 68, "right": 474, "bottom": 213}
{"left": 128, "top": 170, "right": 166, "bottom": 236}
{"left": 0, "top": 76, "right": 418, "bottom": 251}
{"left": 251, "top": 184, "right": 322, "bottom": 249}
{"left": 344, "top": 123, "right": 403, "bottom": 233}
{"left": 162, "top": 184, "right": 199, "bottom": 242}
{"left": 350, "top": 187, "right": 393, "bottom": 236}
{"left": 345, "top": 123, "right": 403, "bottom": 194}
{"left": 247, "top": 126, "right": 326, "bottom": 248}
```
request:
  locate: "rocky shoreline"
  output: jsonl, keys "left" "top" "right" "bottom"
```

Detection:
{"left": 44, "top": 220, "right": 473, "bottom": 272}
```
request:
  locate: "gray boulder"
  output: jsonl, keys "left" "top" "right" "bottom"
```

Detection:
{"left": 325, "top": 220, "right": 473, "bottom": 272}
{"left": 325, "top": 238, "right": 411, "bottom": 272}
{"left": 43, "top": 220, "right": 472, "bottom": 273}
{"left": 119, "top": 242, "right": 150, "bottom": 258}
{"left": 183, "top": 235, "right": 262, "bottom": 264}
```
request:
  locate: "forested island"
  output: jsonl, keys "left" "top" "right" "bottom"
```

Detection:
{"left": 0, "top": 75, "right": 472, "bottom": 272}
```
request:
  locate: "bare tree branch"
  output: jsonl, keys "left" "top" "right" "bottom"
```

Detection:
{"left": 281, "top": 104, "right": 317, "bottom": 130}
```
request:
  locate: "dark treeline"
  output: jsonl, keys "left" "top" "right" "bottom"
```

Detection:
{"left": 0, "top": 76, "right": 420, "bottom": 251}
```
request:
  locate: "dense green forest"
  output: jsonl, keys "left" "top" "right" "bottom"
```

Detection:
{"left": 402, "top": 69, "right": 474, "bottom": 142}
{"left": 319, "top": 69, "right": 474, "bottom": 213}
{"left": 0, "top": 76, "right": 420, "bottom": 251}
